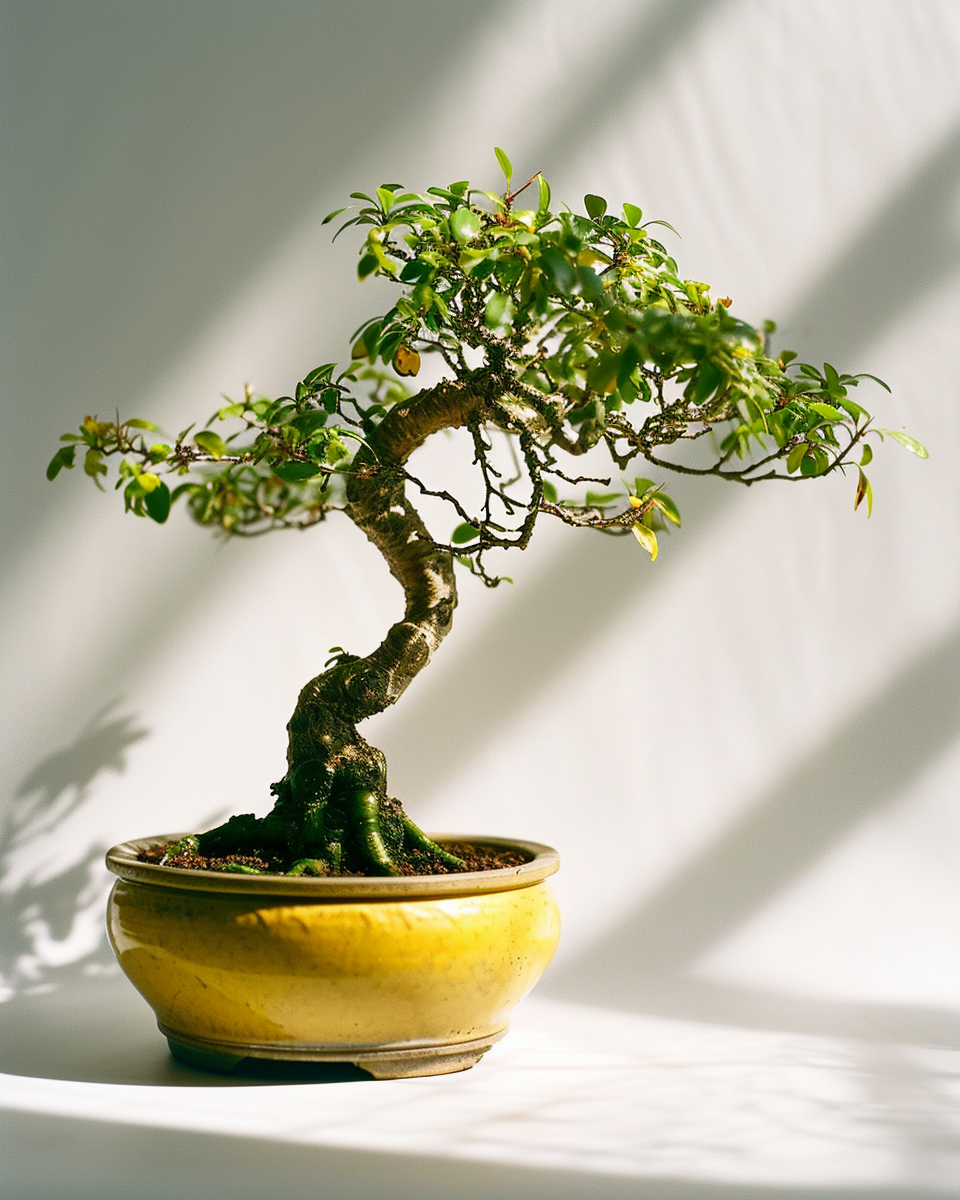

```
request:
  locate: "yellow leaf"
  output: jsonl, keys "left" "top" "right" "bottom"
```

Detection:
{"left": 854, "top": 467, "right": 873, "bottom": 517}
{"left": 631, "top": 522, "right": 658, "bottom": 560}
{"left": 393, "top": 345, "right": 421, "bottom": 377}
{"left": 628, "top": 495, "right": 643, "bottom": 508}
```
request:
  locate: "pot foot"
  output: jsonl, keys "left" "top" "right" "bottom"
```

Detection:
{"left": 167, "top": 1038, "right": 244, "bottom": 1073}
{"left": 353, "top": 1043, "right": 491, "bottom": 1079}
{"left": 160, "top": 1025, "right": 507, "bottom": 1079}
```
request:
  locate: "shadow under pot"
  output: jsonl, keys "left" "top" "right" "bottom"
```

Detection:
{"left": 105, "top": 835, "right": 561, "bottom": 1079}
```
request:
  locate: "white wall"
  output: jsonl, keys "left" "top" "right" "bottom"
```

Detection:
{"left": 3, "top": 0, "right": 960, "bottom": 1168}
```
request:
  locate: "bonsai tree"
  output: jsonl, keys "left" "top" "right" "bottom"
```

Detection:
{"left": 48, "top": 151, "right": 925, "bottom": 877}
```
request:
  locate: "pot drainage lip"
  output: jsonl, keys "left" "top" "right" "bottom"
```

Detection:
{"left": 106, "top": 834, "right": 559, "bottom": 898}
{"left": 162, "top": 1026, "right": 509, "bottom": 1079}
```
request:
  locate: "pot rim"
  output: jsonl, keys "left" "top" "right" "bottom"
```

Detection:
{"left": 106, "top": 834, "right": 559, "bottom": 899}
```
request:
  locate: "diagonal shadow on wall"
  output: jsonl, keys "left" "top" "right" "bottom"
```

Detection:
{"left": 780, "top": 125, "right": 960, "bottom": 367}
{"left": 543, "top": 620, "right": 960, "bottom": 1044}
{"left": 533, "top": 0, "right": 732, "bottom": 179}
{"left": 1, "top": 0, "right": 505, "bottom": 563}
{"left": 5, "top": 0, "right": 742, "bottom": 826}
{"left": 8, "top": 14, "right": 960, "bottom": 1041}
{"left": 380, "top": 119, "right": 960, "bottom": 817}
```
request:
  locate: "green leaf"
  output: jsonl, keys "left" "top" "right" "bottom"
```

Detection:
{"left": 622, "top": 202, "right": 643, "bottom": 228}
{"left": 643, "top": 218, "right": 680, "bottom": 237}
{"left": 399, "top": 258, "right": 433, "bottom": 283}
{"left": 145, "top": 481, "right": 171, "bottom": 523}
{"left": 194, "top": 431, "right": 227, "bottom": 458}
{"left": 837, "top": 395, "right": 867, "bottom": 422}
{"left": 274, "top": 462, "right": 322, "bottom": 482}
{"left": 494, "top": 147, "right": 512, "bottom": 187}
{"left": 877, "top": 429, "right": 929, "bottom": 458}
{"left": 484, "top": 291, "right": 514, "bottom": 329}
{"left": 849, "top": 372, "right": 891, "bottom": 393}
{"left": 83, "top": 448, "right": 106, "bottom": 480}
{"left": 786, "top": 442, "right": 808, "bottom": 474}
{"left": 584, "top": 194, "right": 607, "bottom": 220}
{"left": 357, "top": 253, "right": 378, "bottom": 279}
{"left": 539, "top": 246, "right": 575, "bottom": 292}
{"left": 46, "top": 445, "right": 76, "bottom": 480}
{"left": 799, "top": 451, "right": 819, "bottom": 476}
{"left": 451, "top": 522, "right": 479, "bottom": 544}
{"left": 376, "top": 187, "right": 395, "bottom": 212}
{"left": 450, "top": 207, "right": 482, "bottom": 242}
{"left": 331, "top": 216, "right": 361, "bottom": 242}
{"left": 289, "top": 410, "right": 330, "bottom": 439}
{"left": 586, "top": 355, "right": 620, "bottom": 395}
{"left": 631, "top": 522, "right": 658, "bottom": 560}
{"left": 537, "top": 174, "right": 551, "bottom": 214}
{"left": 303, "top": 363, "right": 336, "bottom": 387}
{"left": 652, "top": 493, "right": 681, "bottom": 526}
{"left": 542, "top": 480, "right": 558, "bottom": 504}
{"left": 690, "top": 361, "right": 724, "bottom": 405}
{"left": 321, "top": 206, "right": 348, "bottom": 225}
{"left": 125, "top": 418, "right": 160, "bottom": 431}
{"left": 860, "top": 444, "right": 873, "bottom": 466}
{"left": 809, "top": 402, "right": 843, "bottom": 421}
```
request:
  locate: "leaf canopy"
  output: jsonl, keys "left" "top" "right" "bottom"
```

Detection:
{"left": 50, "top": 151, "right": 921, "bottom": 565}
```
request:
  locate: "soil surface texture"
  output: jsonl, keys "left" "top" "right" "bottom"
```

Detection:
{"left": 138, "top": 840, "right": 528, "bottom": 877}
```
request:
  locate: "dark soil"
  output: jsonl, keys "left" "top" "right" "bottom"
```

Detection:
{"left": 138, "top": 840, "right": 528, "bottom": 877}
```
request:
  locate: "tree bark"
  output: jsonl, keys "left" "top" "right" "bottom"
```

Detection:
{"left": 198, "top": 378, "right": 489, "bottom": 873}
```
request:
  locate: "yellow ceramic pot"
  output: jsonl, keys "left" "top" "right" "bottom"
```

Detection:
{"left": 106, "top": 835, "right": 560, "bottom": 1078}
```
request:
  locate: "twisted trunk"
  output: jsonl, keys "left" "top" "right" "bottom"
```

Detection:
{"left": 198, "top": 379, "right": 489, "bottom": 874}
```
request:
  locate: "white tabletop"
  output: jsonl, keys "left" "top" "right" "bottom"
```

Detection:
{"left": 4, "top": 972, "right": 960, "bottom": 1198}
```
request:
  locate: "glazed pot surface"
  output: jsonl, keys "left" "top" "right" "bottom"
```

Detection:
{"left": 106, "top": 835, "right": 560, "bottom": 1078}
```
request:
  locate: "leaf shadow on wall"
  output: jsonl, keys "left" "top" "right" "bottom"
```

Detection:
{"left": 0, "top": 702, "right": 150, "bottom": 992}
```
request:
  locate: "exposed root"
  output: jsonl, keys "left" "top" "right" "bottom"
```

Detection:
{"left": 194, "top": 774, "right": 465, "bottom": 877}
